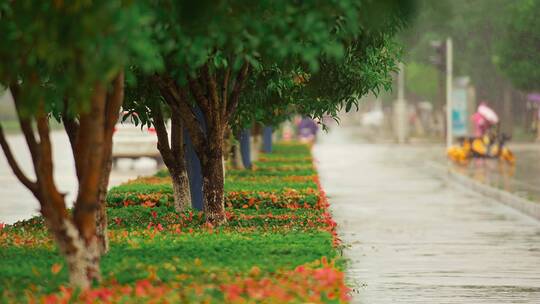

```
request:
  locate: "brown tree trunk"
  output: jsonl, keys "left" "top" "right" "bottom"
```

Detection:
{"left": 154, "top": 61, "right": 249, "bottom": 225}
{"left": 230, "top": 142, "right": 244, "bottom": 169}
{"left": 0, "top": 72, "right": 125, "bottom": 289}
{"left": 72, "top": 84, "right": 108, "bottom": 284}
{"left": 170, "top": 113, "right": 191, "bottom": 211}
{"left": 150, "top": 99, "right": 192, "bottom": 211}
{"left": 96, "top": 153, "right": 112, "bottom": 254}
{"left": 171, "top": 168, "right": 191, "bottom": 211}
{"left": 201, "top": 141, "right": 226, "bottom": 224}
{"left": 53, "top": 218, "right": 99, "bottom": 289}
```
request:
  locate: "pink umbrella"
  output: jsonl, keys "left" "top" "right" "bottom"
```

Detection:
{"left": 478, "top": 103, "right": 499, "bottom": 124}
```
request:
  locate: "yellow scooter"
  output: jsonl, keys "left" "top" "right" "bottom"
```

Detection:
{"left": 447, "top": 132, "right": 515, "bottom": 165}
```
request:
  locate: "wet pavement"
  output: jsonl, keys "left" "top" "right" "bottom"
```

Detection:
{"left": 0, "top": 131, "right": 158, "bottom": 224}
{"left": 445, "top": 149, "right": 540, "bottom": 203}
{"left": 314, "top": 127, "right": 540, "bottom": 303}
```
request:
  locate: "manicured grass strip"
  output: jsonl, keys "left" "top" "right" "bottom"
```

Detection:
{"left": 6, "top": 206, "right": 328, "bottom": 238}
{"left": 0, "top": 231, "right": 335, "bottom": 297}
{"left": 1, "top": 141, "right": 348, "bottom": 303}
{"left": 106, "top": 185, "right": 321, "bottom": 210}
{"left": 228, "top": 168, "right": 316, "bottom": 177}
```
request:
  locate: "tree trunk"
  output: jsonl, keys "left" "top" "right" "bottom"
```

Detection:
{"left": 201, "top": 146, "right": 226, "bottom": 224}
{"left": 231, "top": 143, "right": 244, "bottom": 169}
{"left": 251, "top": 124, "right": 262, "bottom": 161}
{"left": 40, "top": 193, "right": 99, "bottom": 289}
{"left": 96, "top": 154, "right": 112, "bottom": 254}
{"left": 57, "top": 220, "right": 100, "bottom": 288}
{"left": 154, "top": 62, "right": 249, "bottom": 224}
{"left": 171, "top": 168, "right": 191, "bottom": 211}
{"left": 1, "top": 74, "right": 125, "bottom": 290}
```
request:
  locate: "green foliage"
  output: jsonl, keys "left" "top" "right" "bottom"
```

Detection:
{"left": 125, "top": 0, "right": 415, "bottom": 132}
{"left": 495, "top": 0, "right": 540, "bottom": 91}
{"left": 400, "top": 0, "right": 534, "bottom": 108}
{"left": 405, "top": 61, "right": 440, "bottom": 101}
{"left": 0, "top": 0, "right": 161, "bottom": 114}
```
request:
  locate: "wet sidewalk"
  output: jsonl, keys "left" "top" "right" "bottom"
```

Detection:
{"left": 314, "top": 127, "right": 540, "bottom": 303}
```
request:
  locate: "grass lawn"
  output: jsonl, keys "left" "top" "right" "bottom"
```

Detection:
{"left": 0, "top": 142, "right": 349, "bottom": 303}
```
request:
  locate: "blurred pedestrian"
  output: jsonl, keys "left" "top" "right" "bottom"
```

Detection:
{"left": 297, "top": 116, "right": 319, "bottom": 144}
{"left": 472, "top": 102, "right": 498, "bottom": 137}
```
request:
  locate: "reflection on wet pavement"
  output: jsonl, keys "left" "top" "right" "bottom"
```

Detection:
{"left": 447, "top": 150, "right": 540, "bottom": 203}
{"left": 314, "top": 127, "right": 540, "bottom": 303}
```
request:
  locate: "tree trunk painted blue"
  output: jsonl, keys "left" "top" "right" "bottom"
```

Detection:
{"left": 263, "top": 126, "right": 273, "bottom": 153}
{"left": 240, "top": 128, "right": 252, "bottom": 169}
{"left": 184, "top": 106, "right": 206, "bottom": 211}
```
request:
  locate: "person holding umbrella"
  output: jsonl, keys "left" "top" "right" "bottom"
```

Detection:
{"left": 471, "top": 101, "right": 499, "bottom": 137}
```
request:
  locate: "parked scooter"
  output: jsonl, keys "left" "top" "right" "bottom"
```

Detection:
{"left": 448, "top": 102, "right": 514, "bottom": 165}
{"left": 448, "top": 129, "right": 515, "bottom": 165}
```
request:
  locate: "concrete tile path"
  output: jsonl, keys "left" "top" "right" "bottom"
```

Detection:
{"left": 314, "top": 127, "right": 540, "bottom": 304}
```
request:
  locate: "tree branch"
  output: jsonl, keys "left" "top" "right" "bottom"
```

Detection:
{"left": 74, "top": 83, "right": 107, "bottom": 240}
{"left": 225, "top": 62, "right": 250, "bottom": 123}
{"left": 0, "top": 123, "right": 38, "bottom": 193}
{"left": 10, "top": 83, "right": 40, "bottom": 169}
{"left": 62, "top": 97, "right": 80, "bottom": 159}
{"left": 104, "top": 71, "right": 124, "bottom": 138}
{"left": 176, "top": 87, "right": 208, "bottom": 158}
{"left": 74, "top": 83, "right": 106, "bottom": 184}
{"left": 151, "top": 102, "right": 175, "bottom": 168}
{"left": 35, "top": 107, "right": 54, "bottom": 177}
{"left": 170, "top": 112, "right": 183, "bottom": 163}
{"left": 221, "top": 66, "right": 231, "bottom": 119}
{"left": 188, "top": 73, "right": 212, "bottom": 124}
{"left": 202, "top": 64, "right": 220, "bottom": 123}
{"left": 154, "top": 74, "right": 207, "bottom": 157}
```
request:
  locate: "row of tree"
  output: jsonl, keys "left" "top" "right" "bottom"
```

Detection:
{"left": 0, "top": 0, "right": 413, "bottom": 288}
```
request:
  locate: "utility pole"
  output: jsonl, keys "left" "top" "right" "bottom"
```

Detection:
{"left": 394, "top": 62, "right": 407, "bottom": 144}
{"left": 445, "top": 38, "right": 453, "bottom": 148}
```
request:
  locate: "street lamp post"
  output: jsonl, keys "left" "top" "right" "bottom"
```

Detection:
{"left": 445, "top": 38, "right": 453, "bottom": 148}
{"left": 394, "top": 62, "right": 407, "bottom": 144}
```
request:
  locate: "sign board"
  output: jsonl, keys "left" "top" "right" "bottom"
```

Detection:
{"left": 452, "top": 88, "right": 468, "bottom": 136}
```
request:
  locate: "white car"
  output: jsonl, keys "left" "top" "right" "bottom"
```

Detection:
{"left": 111, "top": 113, "right": 164, "bottom": 166}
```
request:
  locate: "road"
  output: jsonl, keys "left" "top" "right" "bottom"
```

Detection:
{"left": 314, "top": 127, "right": 540, "bottom": 303}
{"left": 0, "top": 131, "right": 158, "bottom": 224}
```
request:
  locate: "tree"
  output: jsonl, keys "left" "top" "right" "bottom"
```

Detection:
{"left": 399, "top": 0, "right": 530, "bottom": 132}
{"left": 405, "top": 62, "right": 440, "bottom": 102}
{"left": 124, "top": 0, "right": 414, "bottom": 224}
{"left": 495, "top": 0, "right": 540, "bottom": 92}
{"left": 0, "top": 1, "right": 159, "bottom": 288}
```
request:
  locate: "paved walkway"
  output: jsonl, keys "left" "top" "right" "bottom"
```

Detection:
{"left": 0, "top": 131, "right": 157, "bottom": 224}
{"left": 314, "top": 127, "right": 540, "bottom": 303}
